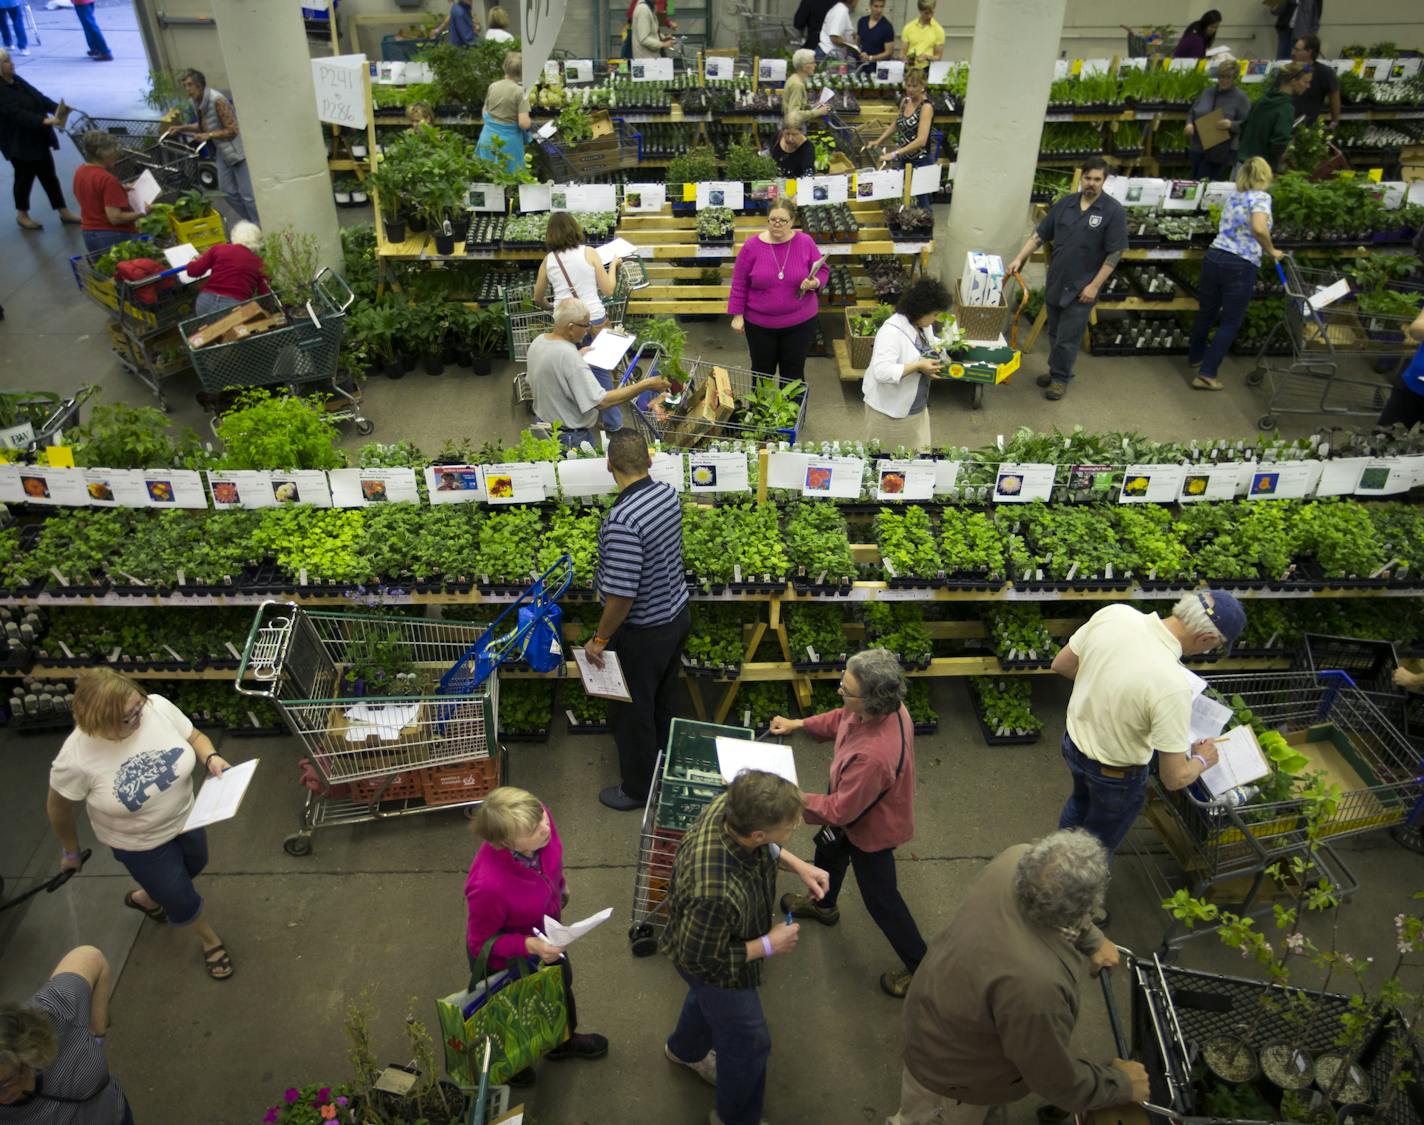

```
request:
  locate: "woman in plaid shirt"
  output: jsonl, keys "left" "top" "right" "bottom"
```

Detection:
{"left": 659, "top": 771, "right": 830, "bottom": 1125}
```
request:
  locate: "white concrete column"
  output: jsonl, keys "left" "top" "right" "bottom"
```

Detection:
{"left": 213, "top": 0, "right": 341, "bottom": 272}
{"left": 940, "top": 0, "right": 1067, "bottom": 284}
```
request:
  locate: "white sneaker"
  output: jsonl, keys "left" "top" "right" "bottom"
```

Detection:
{"left": 17, "top": 48, "right": 30, "bottom": 55}
{"left": 665, "top": 1041, "right": 717, "bottom": 1086}
{"left": 709, "top": 1113, "right": 769, "bottom": 1125}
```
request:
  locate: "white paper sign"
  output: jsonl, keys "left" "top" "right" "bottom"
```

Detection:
{"left": 1307, "top": 279, "right": 1351, "bottom": 311}
{"left": 932, "top": 460, "right": 960, "bottom": 494}
{"left": 767, "top": 451, "right": 812, "bottom": 489}
{"left": 1390, "top": 59, "right": 1421, "bottom": 80}
{"left": 801, "top": 457, "right": 864, "bottom": 499}
{"left": 909, "top": 162, "right": 943, "bottom": 196}
{"left": 1178, "top": 464, "right": 1244, "bottom": 503}
{"left": 518, "top": 183, "right": 552, "bottom": 212}
{"left": 1167, "top": 57, "right": 1201, "bottom": 72}
{"left": 270, "top": 470, "right": 333, "bottom": 508}
{"left": 1079, "top": 58, "right": 1111, "bottom": 76}
{"left": 993, "top": 463, "right": 1055, "bottom": 503}
{"left": 426, "top": 465, "right": 485, "bottom": 504}
{"left": 874, "top": 60, "right": 905, "bottom": 84}
{"left": 798, "top": 175, "right": 849, "bottom": 205}
{"left": 162, "top": 242, "right": 201, "bottom": 285}
{"left": 704, "top": 55, "right": 734, "bottom": 81}
{"left": 1120, "top": 463, "right": 1187, "bottom": 504}
{"left": 1162, "top": 180, "right": 1203, "bottom": 212}
{"left": 875, "top": 460, "right": 935, "bottom": 501}
{"left": 630, "top": 57, "right": 674, "bottom": 81}
{"left": 1362, "top": 58, "right": 1392, "bottom": 81}
{"left": 927, "top": 60, "right": 953, "bottom": 84}
{"left": 688, "top": 451, "right": 751, "bottom": 493}
{"left": 556, "top": 458, "right": 617, "bottom": 497}
{"left": 80, "top": 468, "right": 141, "bottom": 507}
{"left": 1315, "top": 456, "right": 1369, "bottom": 497}
{"left": 466, "top": 183, "right": 505, "bottom": 212}
{"left": 696, "top": 181, "right": 745, "bottom": 210}
{"left": 1409, "top": 181, "right": 1424, "bottom": 207}
{"left": 329, "top": 467, "right": 420, "bottom": 507}
{"left": 183, "top": 758, "right": 259, "bottom": 831}
{"left": 1123, "top": 178, "right": 1166, "bottom": 209}
{"left": 622, "top": 183, "right": 666, "bottom": 212}
{"left": 650, "top": 451, "right": 686, "bottom": 491}
{"left": 1202, "top": 180, "right": 1236, "bottom": 209}
{"left": 564, "top": 59, "right": 593, "bottom": 84}
{"left": 312, "top": 53, "right": 368, "bottom": 128}
{"left": 541, "top": 907, "right": 613, "bottom": 947}
{"left": 1053, "top": 59, "right": 1070, "bottom": 79}
{"left": 759, "top": 58, "right": 788, "bottom": 83}
{"left": 535, "top": 120, "right": 558, "bottom": 140}
{"left": 0, "top": 463, "right": 20, "bottom": 504}
{"left": 0, "top": 422, "right": 33, "bottom": 450}
{"left": 553, "top": 183, "right": 617, "bottom": 212}
{"left": 1355, "top": 458, "right": 1416, "bottom": 497}
{"left": 13, "top": 466, "right": 88, "bottom": 506}
{"left": 715, "top": 736, "right": 798, "bottom": 785}
{"left": 206, "top": 470, "right": 271, "bottom": 510}
{"left": 521, "top": 0, "right": 564, "bottom": 88}
{"left": 1373, "top": 182, "right": 1407, "bottom": 211}
{"left": 139, "top": 469, "right": 207, "bottom": 509}
{"left": 483, "top": 462, "right": 547, "bottom": 504}
{"left": 1246, "top": 461, "right": 1321, "bottom": 501}
{"left": 126, "top": 169, "right": 162, "bottom": 216}
{"left": 855, "top": 167, "right": 904, "bottom": 202}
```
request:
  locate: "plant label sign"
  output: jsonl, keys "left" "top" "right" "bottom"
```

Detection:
{"left": 0, "top": 465, "right": 88, "bottom": 506}
{"left": 758, "top": 58, "right": 788, "bottom": 83}
{"left": 0, "top": 421, "right": 34, "bottom": 449}
{"left": 696, "top": 181, "right": 745, "bottom": 211}
{"left": 909, "top": 162, "right": 942, "bottom": 197}
{"left": 801, "top": 457, "right": 864, "bottom": 499}
{"left": 1122, "top": 178, "right": 1166, "bottom": 209}
{"left": 557, "top": 184, "right": 617, "bottom": 212}
{"left": 518, "top": 184, "right": 552, "bottom": 212}
{"left": 426, "top": 465, "right": 484, "bottom": 504}
{"left": 1246, "top": 461, "right": 1320, "bottom": 501}
{"left": 1315, "top": 456, "right": 1369, "bottom": 497}
{"left": 927, "top": 61, "right": 953, "bottom": 85}
{"left": 630, "top": 57, "right": 674, "bottom": 82}
{"left": 688, "top": 452, "right": 750, "bottom": 493}
{"left": 854, "top": 168, "right": 904, "bottom": 202}
{"left": 1201, "top": 180, "right": 1236, "bottom": 210}
{"left": 556, "top": 458, "right": 617, "bottom": 497}
{"left": 992, "top": 463, "right": 1055, "bottom": 504}
{"left": 704, "top": 56, "right": 734, "bottom": 82}
{"left": 766, "top": 451, "right": 813, "bottom": 489}
{"left": 466, "top": 183, "right": 506, "bottom": 212}
{"left": 564, "top": 59, "right": 594, "bottom": 84}
{"left": 1161, "top": 180, "right": 1203, "bottom": 212}
{"left": 1119, "top": 463, "right": 1186, "bottom": 504}
{"left": 1354, "top": 457, "right": 1420, "bottom": 497}
{"left": 1178, "top": 464, "right": 1243, "bottom": 503}
{"left": 1078, "top": 58, "right": 1111, "bottom": 76}
{"left": 312, "top": 54, "right": 368, "bottom": 129}
{"left": 329, "top": 468, "right": 420, "bottom": 507}
{"left": 650, "top": 452, "right": 686, "bottom": 492}
{"left": 932, "top": 460, "right": 960, "bottom": 495}
{"left": 797, "top": 175, "right": 849, "bottom": 205}
{"left": 873, "top": 61, "right": 905, "bottom": 85}
{"left": 622, "top": 183, "right": 666, "bottom": 213}
{"left": 482, "top": 462, "right": 546, "bottom": 504}
{"left": 875, "top": 460, "right": 935, "bottom": 501}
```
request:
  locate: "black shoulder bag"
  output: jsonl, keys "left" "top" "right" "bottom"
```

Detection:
{"left": 813, "top": 711, "right": 906, "bottom": 849}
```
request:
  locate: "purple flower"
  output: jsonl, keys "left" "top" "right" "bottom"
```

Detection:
{"left": 318, "top": 1088, "right": 332, "bottom": 1103}
{"left": 336, "top": 1096, "right": 349, "bottom": 1107}
{"left": 263, "top": 1110, "right": 279, "bottom": 1124}
{"left": 285, "top": 1088, "right": 301, "bottom": 1104}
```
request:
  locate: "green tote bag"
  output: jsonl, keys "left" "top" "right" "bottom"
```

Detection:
{"left": 436, "top": 936, "right": 570, "bottom": 1087}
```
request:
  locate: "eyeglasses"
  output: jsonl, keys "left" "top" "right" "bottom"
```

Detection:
{"left": 122, "top": 701, "right": 145, "bottom": 726}
{"left": 570, "top": 321, "right": 591, "bottom": 328}
{"left": 767, "top": 218, "right": 792, "bottom": 226}
{"left": 836, "top": 679, "right": 862, "bottom": 698}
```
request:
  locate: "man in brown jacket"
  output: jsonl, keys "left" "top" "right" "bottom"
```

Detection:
{"left": 889, "top": 830, "right": 1149, "bottom": 1125}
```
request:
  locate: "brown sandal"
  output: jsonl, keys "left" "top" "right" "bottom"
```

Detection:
{"left": 202, "top": 943, "right": 234, "bottom": 980}
{"left": 1191, "top": 375, "right": 1224, "bottom": 391}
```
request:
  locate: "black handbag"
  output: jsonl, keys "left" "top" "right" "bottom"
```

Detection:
{"left": 813, "top": 711, "right": 906, "bottom": 849}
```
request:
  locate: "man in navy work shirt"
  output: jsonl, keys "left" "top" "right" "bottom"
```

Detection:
{"left": 587, "top": 429, "right": 691, "bottom": 811}
{"left": 1006, "top": 156, "right": 1127, "bottom": 402}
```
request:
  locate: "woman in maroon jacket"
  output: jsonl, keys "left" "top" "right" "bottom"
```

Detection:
{"left": 770, "top": 647, "right": 926, "bottom": 998}
{"left": 187, "top": 220, "right": 271, "bottom": 316}
{"left": 464, "top": 787, "right": 608, "bottom": 1085}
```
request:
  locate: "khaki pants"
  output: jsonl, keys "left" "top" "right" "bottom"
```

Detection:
{"left": 887, "top": 1067, "right": 1010, "bottom": 1125}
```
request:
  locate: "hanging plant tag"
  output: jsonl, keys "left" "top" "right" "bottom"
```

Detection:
{"left": 58, "top": 641, "right": 75, "bottom": 659}
{"left": 814, "top": 570, "right": 827, "bottom": 586}
{"left": 50, "top": 568, "right": 70, "bottom": 587}
{"left": 733, "top": 564, "right": 743, "bottom": 583}
{"left": 807, "top": 646, "right": 820, "bottom": 663}
{"left": 298, "top": 568, "right": 309, "bottom": 586}
{"left": 164, "top": 644, "right": 184, "bottom": 661}
{"left": 108, "top": 646, "right": 123, "bottom": 663}
{"left": 226, "top": 642, "right": 243, "bottom": 660}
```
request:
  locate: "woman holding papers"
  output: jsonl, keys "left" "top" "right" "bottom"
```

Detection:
{"left": 0, "top": 49, "right": 82, "bottom": 232}
{"left": 72, "top": 131, "right": 146, "bottom": 253}
{"left": 45, "top": 670, "right": 235, "bottom": 980}
{"left": 1185, "top": 59, "right": 1250, "bottom": 181}
{"left": 533, "top": 212, "right": 625, "bottom": 428}
{"left": 769, "top": 648, "right": 927, "bottom": 999}
{"left": 727, "top": 199, "right": 828, "bottom": 385}
{"left": 465, "top": 787, "right": 608, "bottom": 1083}
{"left": 781, "top": 50, "right": 828, "bottom": 130}
{"left": 861, "top": 276, "right": 949, "bottom": 451}
{"left": 187, "top": 221, "right": 271, "bottom": 316}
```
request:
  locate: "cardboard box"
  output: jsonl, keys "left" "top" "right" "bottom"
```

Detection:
{"left": 667, "top": 367, "right": 735, "bottom": 448}
{"left": 221, "top": 313, "right": 286, "bottom": 343}
{"left": 187, "top": 301, "right": 265, "bottom": 348}
{"left": 589, "top": 110, "right": 614, "bottom": 140}
{"left": 959, "top": 252, "right": 1005, "bottom": 308}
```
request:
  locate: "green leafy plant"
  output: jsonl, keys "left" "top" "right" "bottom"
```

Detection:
{"left": 723, "top": 143, "right": 778, "bottom": 182}
{"left": 740, "top": 378, "right": 804, "bottom": 434}
{"left": 215, "top": 390, "right": 346, "bottom": 470}
{"left": 850, "top": 303, "right": 893, "bottom": 337}
{"left": 782, "top": 502, "right": 857, "bottom": 582}
{"left": 666, "top": 146, "right": 719, "bottom": 187}
{"left": 260, "top": 226, "right": 322, "bottom": 302}
{"left": 696, "top": 207, "right": 735, "bottom": 241}
{"left": 556, "top": 104, "right": 593, "bottom": 145}
{"left": 969, "top": 677, "right": 1042, "bottom": 736}
{"left": 875, "top": 507, "right": 943, "bottom": 580}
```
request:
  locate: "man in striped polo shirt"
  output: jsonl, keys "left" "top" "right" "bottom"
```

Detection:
{"left": 587, "top": 429, "right": 691, "bottom": 811}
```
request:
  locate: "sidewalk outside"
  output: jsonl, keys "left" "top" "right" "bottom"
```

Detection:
{"left": 5, "top": 0, "right": 153, "bottom": 120}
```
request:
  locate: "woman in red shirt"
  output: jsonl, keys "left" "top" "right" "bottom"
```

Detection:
{"left": 72, "top": 131, "right": 144, "bottom": 253}
{"left": 186, "top": 221, "right": 271, "bottom": 316}
{"left": 769, "top": 647, "right": 927, "bottom": 998}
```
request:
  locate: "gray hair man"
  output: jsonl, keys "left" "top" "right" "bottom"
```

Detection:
{"left": 770, "top": 647, "right": 927, "bottom": 998}
{"left": 890, "top": 831, "right": 1148, "bottom": 1125}
{"left": 1052, "top": 591, "right": 1247, "bottom": 862}
{"left": 525, "top": 298, "right": 666, "bottom": 451}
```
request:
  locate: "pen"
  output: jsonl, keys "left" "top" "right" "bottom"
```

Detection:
{"left": 533, "top": 927, "right": 566, "bottom": 960}
{"left": 786, "top": 911, "right": 794, "bottom": 927}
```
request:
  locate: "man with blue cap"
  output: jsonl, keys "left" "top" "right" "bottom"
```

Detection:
{"left": 1048, "top": 591, "right": 1247, "bottom": 857}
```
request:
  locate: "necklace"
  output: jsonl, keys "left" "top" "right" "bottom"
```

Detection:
{"left": 769, "top": 238, "right": 792, "bottom": 280}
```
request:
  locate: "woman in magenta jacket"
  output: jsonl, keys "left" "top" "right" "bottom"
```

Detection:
{"left": 465, "top": 787, "right": 608, "bottom": 1084}
{"left": 768, "top": 648, "right": 927, "bottom": 999}
{"left": 727, "top": 197, "right": 828, "bottom": 384}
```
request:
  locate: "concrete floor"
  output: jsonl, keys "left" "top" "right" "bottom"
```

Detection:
{"left": 1, "top": 69, "right": 1421, "bottom": 1124}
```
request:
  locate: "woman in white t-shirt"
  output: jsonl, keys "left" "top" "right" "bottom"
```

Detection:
{"left": 484, "top": 5, "right": 514, "bottom": 40}
{"left": 46, "top": 670, "right": 235, "bottom": 981}
{"left": 532, "top": 211, "right": 625, "bottom": 429}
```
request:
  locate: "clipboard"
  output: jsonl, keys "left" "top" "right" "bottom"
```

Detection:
{"left": 1193, "top": 108, "right": 1232, "bottom": 151}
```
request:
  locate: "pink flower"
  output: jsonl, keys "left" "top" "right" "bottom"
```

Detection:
{"left": 321, "top": 1107, "right": 337, "bottom": 1121}
{"left": 284, "top": 1088, "right": 301, "bottom": 1104}
{"left": 318, "top": 1088, "right": 332, "bottom": 1103}
{"left": 263, "top": 1110, "right": 279, "bottom": 1124}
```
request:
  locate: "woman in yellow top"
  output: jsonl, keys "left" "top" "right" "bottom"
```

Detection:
{"left": 900, "top": 0, "right": 944, "bottom": 66}
{"left": 782, "top": 49, "right": 829, "bottom": 130}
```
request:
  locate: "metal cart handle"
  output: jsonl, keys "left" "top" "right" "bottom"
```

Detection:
{"left": 313, "top": 267, "right": 355, "bottom": 314}
{"left": 233, "top": 601, "right": 299, "bottom": 697}
{"left": 1097, "top": 961, "right": 1187, "bottom": 1123}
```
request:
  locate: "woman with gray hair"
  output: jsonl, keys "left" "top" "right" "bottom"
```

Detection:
{"left": 185, "top": 220, "right": 271, "bottom": 316}
{"left": 769, "top": 647, "right": 927, "bottom": 997}
{"left": 71, "top": 131, "right": 146, "bottom": 253}
{"left": 0, "top": 945, "right": 132, "bottom": 1122}
{"left": 782, "top": 49, "right": 828, "bottom": 130}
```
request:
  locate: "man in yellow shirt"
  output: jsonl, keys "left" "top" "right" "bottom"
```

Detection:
{"left": 900, "top": 0, "right": 945, "bottom": 66}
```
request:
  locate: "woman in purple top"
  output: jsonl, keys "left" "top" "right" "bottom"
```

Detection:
{"left": 1173, "top": 9, "right": 1220, "bottom": 57}
{"left": 728, "top": 198, "right": 829, "bottom": 384}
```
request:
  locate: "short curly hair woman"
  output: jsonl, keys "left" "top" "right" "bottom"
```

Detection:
{"left": 769, "top": 648, "right": 928, "bottom": 997}
{"left": 863, "top": 277, "right": 952, "bottom": 451}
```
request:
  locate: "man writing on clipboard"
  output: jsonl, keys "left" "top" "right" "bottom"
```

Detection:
{"left": 586, "top": 429, "right": 691, "bottom": 812}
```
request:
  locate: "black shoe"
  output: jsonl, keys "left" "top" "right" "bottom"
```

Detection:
{"left": 547, "top": 1032, "right": 609, "bottom": 1060}
{"left": 1036, "top": 1105, "right": 1071, "bottom": 1124}
{"left": 598, "top": 785, "right": 642, "bottom": 812}
{"left": 506, "top": 1066, "right": 536, "bottom": 1087}
{"left": 92, "top": 53, "right": 114, "bottom": 62}
{"left": 1045, "top": 382, "right": 1066, "bottom": 401}
{"left": 1035, "top": 373, "right": 1052, "bottom": 388}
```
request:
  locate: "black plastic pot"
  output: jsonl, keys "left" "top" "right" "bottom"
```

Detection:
{"left": 381, "top": 358, "right": 404, "bottom": 379}
{"left": 403, "top": 209, "right": 427, "bottom": 234}
{"left": 433, "top": 231, "right": 456, "bottom": 255}
{"left": 471, "top": 353, "right": 494, "bottom": 375}
{"left": 383, "top": 215, "right": 406, "bottom": 242}
{"left": 449, "top": 213, "right": 470, "bottom": 240}
{"left": 400, "top": 351, "right": 417, "bottom": 373}
{"left": 422, "top": 353, "right": 445, "bottom": 376}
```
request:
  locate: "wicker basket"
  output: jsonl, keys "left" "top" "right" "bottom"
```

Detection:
{"left": 954, "top": 279, "right": 1010, "bottom": 342}
{"left": 844, "top": 308, "right": 877, "bottom": 368}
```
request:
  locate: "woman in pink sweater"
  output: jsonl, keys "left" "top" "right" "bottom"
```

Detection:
{"left": 768, "top": 648, "right": 926, "bottom": 999}
{"left": 464, "top": 787, "right": 608, "bottom": 1083}
{"left": 727, "top": 198, "right": 829, "bottom": 384}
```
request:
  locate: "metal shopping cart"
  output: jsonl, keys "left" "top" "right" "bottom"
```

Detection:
{"left": 628, "top": 718, "right": 751, "bottom": 955}
{"left": 1246, "top": 258, "right": 1424, "bottom": 431}
{"left": 536, "top": 117, "right": 642, "bottom": 181}
{"left": 502, "top": 258, "right": 651, "bottom": 364}
{"left": 179, "top": 267, "right": 372, "bottom": 435}
{"left": 1140, "top": 671, "right": 1422, "bottom": 955}
{"left": 0, "top": 384, "right": 98, "bottom": 454}
{"left": 64, "top": 112, "right": 210, "bottom": 194}
{"left": 735, "top": 4, "right": 801, "bottom": 56}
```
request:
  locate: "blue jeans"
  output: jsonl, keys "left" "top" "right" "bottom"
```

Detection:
{"left": 0, "top": 6, "right": 27, "bottom": 50}
{"left": 583, "top": 321, "right": 622, "bottom": 431}
{"left": 1188, "top": 247, "right": 1258, "bottom": 378}
{"left": 1056, "top": 734, "right": 1148, "bottom": 856}
{"left": 1189, "top": 149, "right": 1229, "bottom": 181}
{"left": 111, "top": 828, "right": 208, "bottom": 926}
{"left": 195, "top": 290, "right": 240, "bottom": 316}
{"left": 556, "top": 426, "right": 596, "bottom": 451}
{"left": 82, "top": 229, "right": 135, "bottom": 254}
{"left": 74, "top": 2, "right": 110, "bottom": 55}
{"left": 1276, "top": 27, "right": 1294, "bottom": 59}
{"left": 667, "top": 967, "right": 771, "bottom": 1125}
{"left": 1044, "top": 298, "right": 1094, "bottom": 384}
{"left": 216, "top": 157, "right": 258, "bottom": 224}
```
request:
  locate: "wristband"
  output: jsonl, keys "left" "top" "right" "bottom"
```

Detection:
{"left": 760, "top": 935, "right": 774, "bottom": 959}
{"left": 62, "top": 849, "right": 82, "bottom": 860}
{"left": 593, "top": 635, "right": 611, "bottom": 645}
{"left": 1190, "top": 753, "right": 1208, "bottom": 768}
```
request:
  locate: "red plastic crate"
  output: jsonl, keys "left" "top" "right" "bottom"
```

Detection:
{"left": 348, "top": 770, "right": 423, "bottom": 803}
{"left": 422, "top": 757, "right": 500, "bottom": 805}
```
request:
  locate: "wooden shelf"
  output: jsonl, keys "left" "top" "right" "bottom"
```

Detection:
{"left": 29, "top": 665, "right": 236, "bottom": 681}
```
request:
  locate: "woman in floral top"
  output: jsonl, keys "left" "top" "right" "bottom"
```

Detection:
{"left": 1186, "top": 156, "right": 1284, "bottom": 391}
